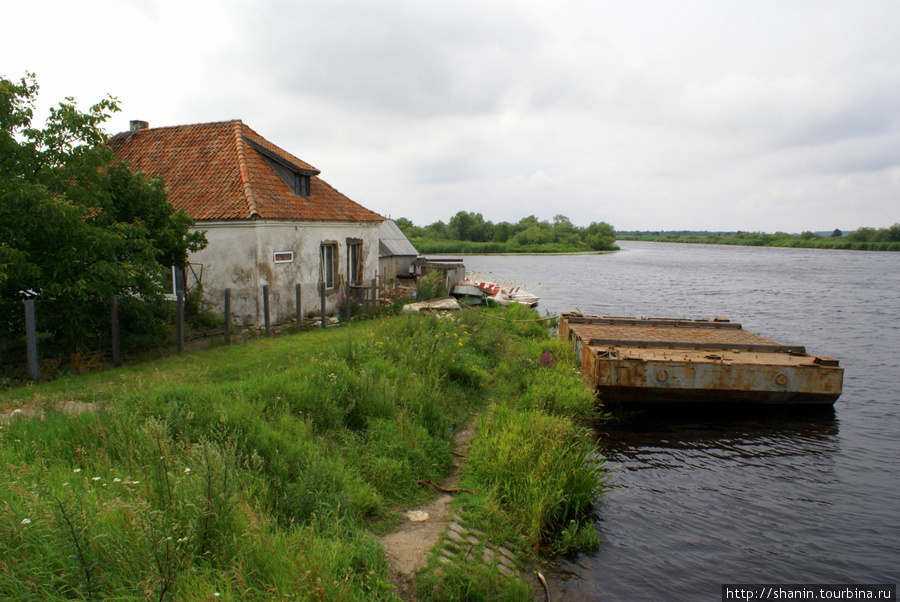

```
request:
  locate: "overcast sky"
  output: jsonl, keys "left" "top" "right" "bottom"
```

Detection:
{"left": 5, "top": 0, "right": 899, "bottom": 232}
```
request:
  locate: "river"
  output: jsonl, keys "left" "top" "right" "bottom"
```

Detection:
{"left": 460, "top": 241, "right": 900, "bottom": 601}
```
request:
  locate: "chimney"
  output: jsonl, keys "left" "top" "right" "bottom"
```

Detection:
{"left": 130, "top": 120, "right": 149, "bottom": 133}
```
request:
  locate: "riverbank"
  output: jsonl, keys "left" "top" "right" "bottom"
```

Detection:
{"left": 410, "top": 239, "right": 619, "bottom": 254}
{"left": 617, "top": 232, "right": 900, "bottom": 251}
{"left": 0, "top": 304, "right": 608, "bottom": 600}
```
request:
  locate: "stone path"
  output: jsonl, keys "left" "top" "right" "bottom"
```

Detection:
{"left": 436, "top": 513, "right": 519, "bottom": 578}
{"left": 379, "top": 422, "right": 482, "bottom": 600}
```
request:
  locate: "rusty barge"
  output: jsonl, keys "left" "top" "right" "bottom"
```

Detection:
{"left": 559, "top": 313, "right": 843, "bottom": 404}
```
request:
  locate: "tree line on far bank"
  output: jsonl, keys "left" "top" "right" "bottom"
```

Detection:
{"left": 617, "top": 224, "right": 900, "bottom": 251}
{"left": 395, "top": 212, "right": 618, "bottom": 253}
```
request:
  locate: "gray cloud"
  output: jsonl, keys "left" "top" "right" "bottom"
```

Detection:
{"left": 6, "top": 0, "right": 899, "bottom": 232}
{"left": 255, "top": 1, "right": 538, "bottom": 117}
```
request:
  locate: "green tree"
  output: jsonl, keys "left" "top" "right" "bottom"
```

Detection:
{"left": 848, "top": 227, "right": 876, "bottom": 243}
{"left": 448, "top": 211, "right": 492, "bottom": 242}
{"left": 492, "top": 221, "right": 514, "bottom": 243}
{"left": 889, "top": 223, "right": 900, "bottom": 242}
{"left": 0, "top": 73, "right": 206, "bottom": 350}
{"left": 831, "top": 228, "right": 842, "bottom": 238}
{"left": 393, "top": 217, "right": 424, "bottom": 238}
{"left": 423, "top": 220, "right": 449, "bottom": 240}
{"left": 583, "top": 221, "right": 616, "bottom": 250}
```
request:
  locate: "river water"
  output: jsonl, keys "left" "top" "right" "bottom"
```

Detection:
{"left": 460, "top": 241, "right": 900, "bottom": 601}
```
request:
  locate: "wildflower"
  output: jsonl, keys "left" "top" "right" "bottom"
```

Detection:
{"left": 184, "top": 467, "right": 191, "bottom": 474}
{"left": 21, "top": 518, "right": 31, "bottom": 525}
{"left": 113, "top": 478, "right": 122, "bottom": 482}
{"left": 92, "top": 476, "right": 102, "bottom": 481}
{"left": 73, "top": 468, "right": 81, "bottom": 473}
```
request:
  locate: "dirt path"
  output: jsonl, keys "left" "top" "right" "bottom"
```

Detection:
{"left": 380, "top": 422, "right": 476, "bottom": 600}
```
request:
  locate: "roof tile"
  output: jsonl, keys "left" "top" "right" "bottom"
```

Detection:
{"left": 108, "top": 120, "right": 383, "bottom": 223}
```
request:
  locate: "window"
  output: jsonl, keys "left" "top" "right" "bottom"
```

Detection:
{"left": 347, "top": 241, "right": 363, "bottom": 285}
{"left": 320, "top": 242, "right": 337, "bottom": 289}
{"left": 294, "top": 173, "right": 310, "bottom": 197}
{"left": 273, "top": 251, "right": 294, "bottom": 263}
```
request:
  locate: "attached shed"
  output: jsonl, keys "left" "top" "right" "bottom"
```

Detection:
{"left": 379, "top": 219, "right": 420, "bottom": 284}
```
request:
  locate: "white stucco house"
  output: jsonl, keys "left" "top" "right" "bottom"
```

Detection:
{"left": 109, "top": 119, "right": 384, "bottom": 326}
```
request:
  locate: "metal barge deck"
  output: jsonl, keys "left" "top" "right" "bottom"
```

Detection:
{"left": 559, "top": 313, "right": 843, "bottom": 404}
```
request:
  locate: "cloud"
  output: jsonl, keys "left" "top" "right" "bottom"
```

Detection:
{"left": 251, "top": 1, "right": 537, "bottom": 117}
{"left": 4, "top": 0, "right": 900, "bottom": 232}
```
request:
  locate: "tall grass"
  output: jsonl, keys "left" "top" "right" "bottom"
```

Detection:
{"left": 0, "top": 305, "right": 610, "bottom": 599}
{"left": 466, "top": 406, "right": 608, "bottom": 552}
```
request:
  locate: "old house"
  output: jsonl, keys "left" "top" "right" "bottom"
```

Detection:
{"left": 109, "top": 120, "right": 384, "bottom": 326}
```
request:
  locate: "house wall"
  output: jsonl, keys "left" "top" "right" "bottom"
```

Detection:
{"left": 379, "top": 254, "right": 417, "bottom": 283}
{"left": 188, "top": 220, "right": 381, "bottom": 327}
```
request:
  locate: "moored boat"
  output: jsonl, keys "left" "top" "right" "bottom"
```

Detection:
{"left": 454, "top": 275, "right": 539, "bottom": 307}
{"left": 559, "top": 313, "right": 843, "bottom": 404}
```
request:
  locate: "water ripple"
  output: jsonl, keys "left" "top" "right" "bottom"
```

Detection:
{"left": 463, "top": 243, "right": 900, "bottom": 600}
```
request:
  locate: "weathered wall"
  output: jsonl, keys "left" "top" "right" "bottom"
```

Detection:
{"left": 188, "top": 220, "right": 381, "bottom": 326}
{"left": 379, "top": 254, "right": 417, "bottom": 283}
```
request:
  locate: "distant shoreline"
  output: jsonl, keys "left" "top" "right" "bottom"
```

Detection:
{"left": 616, "top": 234, "right": 900, "bottom": 252}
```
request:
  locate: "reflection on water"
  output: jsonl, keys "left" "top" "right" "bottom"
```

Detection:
{"left": 605, "top": 405, "right": 840, "bottom": 465}
{"left": 462, "top": 243, "right": 900, "bottom": 601}
{"left": 548, "top": 407, "right": 850, "bottom": 601}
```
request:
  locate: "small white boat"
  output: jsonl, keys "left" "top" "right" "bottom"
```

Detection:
{"left": 456, "top": 276, "right": 539, "bottom": 307}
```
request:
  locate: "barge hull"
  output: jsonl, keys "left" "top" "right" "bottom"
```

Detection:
{"left": 561, "top": 314, "right": 844, "bottom": 405}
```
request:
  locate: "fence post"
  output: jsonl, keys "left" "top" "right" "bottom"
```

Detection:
{"left": 347, "top": 286, "right": 353, "bottom": 323}
{"left": 24, "top": 299, "right": 39, "bottom": 382}
{"left": 295, "top": 283, "right": 302, "bottom": 328}
{"left": 111, "top": 295, "right": 120, "bottom": 368}
{"left": 319, "top": 281, "right": 326, "bottom": 329}
{"left": 263, "top": 284, "right": 271, "bottom": 337}
{"left": 370, "top": 277, "right": 377, "bottom": 314}
{"left": 224, "top": 288, "right": 232, "bottom": 345}
{"left": 176, "top": 292, "right": 185, "bottom": 353}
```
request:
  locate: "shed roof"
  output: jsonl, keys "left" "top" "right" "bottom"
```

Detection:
{"left": 108, "top": 120, "right": 383, "bottom": 223}
{"left": 379, "top": 219, "right": 420, "bottom": 257}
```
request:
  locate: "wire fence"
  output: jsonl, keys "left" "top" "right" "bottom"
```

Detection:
{"left": 2, "top": 279, "right": 392, "bottom": 385}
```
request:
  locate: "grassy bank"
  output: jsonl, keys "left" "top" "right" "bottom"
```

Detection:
{"left": 618, "top": 232, "right": 900, "bottom": 251}
{"left": 0, "top": 304, "right": 607, "bottom": 600}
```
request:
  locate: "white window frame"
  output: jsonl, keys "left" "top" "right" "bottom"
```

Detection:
{"left": 273, "top": 251, "right": 294, "bottom": 264}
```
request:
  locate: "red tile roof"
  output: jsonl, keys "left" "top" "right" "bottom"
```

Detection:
{"left": 108, "top": 120, "right": 383, "bottom": 222}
